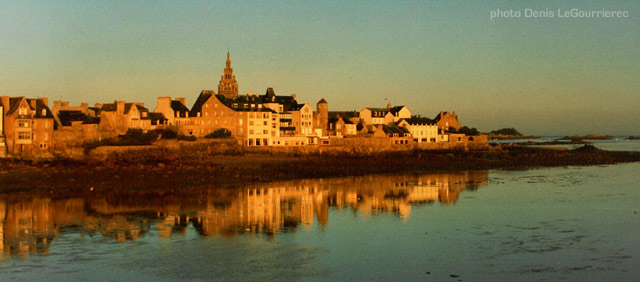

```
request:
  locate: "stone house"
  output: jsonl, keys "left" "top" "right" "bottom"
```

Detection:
{"left": 360, "top": 104, "right": 411, "bottom": 125}
{"left": 95, "top": 101, "right": 151, "bottom": 137}
{"left": 0, "top": 96, "right": 54, "bottom": 156}
{"left": 153, "top": 97, "right": 190, "bottom": 126}
{"left": 434, "top": 111, "right": 461, "bottom": 132}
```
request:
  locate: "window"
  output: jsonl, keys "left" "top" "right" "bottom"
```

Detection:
{"left": 214, "top": 103, "right": 218, "bottom": 108}
{"left": 206, "top": 104, "right": 209, "bottom": 109}
{"left": 263, "top": 130, "right": 268, "bottom": 134}
{"left": 18, "top": 120, "right": 30, "bottom": 127}
{"left": 249, "top": 130, "right": 254, "bottom": 134}
{"left": 18, "top": 131, "right": 30, "bottom": 140}
{"left": 44, "top": 133, "right": 49, "bottom": 141}
{"left": 205, "top": 112, "right": 208, "bottom": 117}
{"left": 40, "top": 143, "right": 48, "bottom": 149}
{"left": 41, "top": 109, "right": 46, "bottom": 116}
{"left": 249, "top": 120, "right": 254, "bottom": 126}
{"left": 263, "top": 121, "right": 267, "bottom": 126}
{"left": 19, "top": 107, "right": 27, "bottom": 115}
{"left": 239, "top": 119, "right": 243, "bottom": 125}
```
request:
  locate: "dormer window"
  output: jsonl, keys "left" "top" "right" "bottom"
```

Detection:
{"left": 19, "top": 107, "right": 27, "bottom": 115}
{"left": 42, "top": 109, "right": 46, "bottom": 116}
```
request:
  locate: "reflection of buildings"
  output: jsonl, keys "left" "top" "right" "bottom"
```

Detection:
{"left": 0, "top": 171, "right": 488, "bottom": 260}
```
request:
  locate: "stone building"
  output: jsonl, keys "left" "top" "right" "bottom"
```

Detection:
{"left": 0, "top": 96, "right": 54, "bottom": 156}
{"left": 397, "top": 117, "right": 438, "bottom": 143}
{"left": 51, "top": 101, "right": 101, "bottom": 147}
{"left": 359, "top": 103, "right": 411, "bottom": 126}
{"left": 218, "top": 52, "right": 239, "bottom": 99}
{"left": 188, "top": 90, "right": 277, "bottom": 146}
{"left": 434, "top": 111, "right": 461, "bottom": 132}
{"left": 313, "top": 98, "right": 328, "bottom": 136}
{"left": 153, "top": 97, "right": 190, "bottom": 126}
{"left": 95, "top": 101, "right": 151, "bottom": 137}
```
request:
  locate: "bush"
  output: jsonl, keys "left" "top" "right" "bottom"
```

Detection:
{"left": 82, "top": 128, "right": 159, "bottom": 153}
{"left": 453, "top": 126, "right": 480, "bottom": 136}
{"left": 119, "top": 128, "right": 158, "bottom": 145}
{"left": 205, "top": 128, "right": 231, "bottom": 139}
{"left": 177, "top": 134, "right": 197, "bottom": 141}
{"left": 156, "top": 128, "right": 178, "bottom": 139}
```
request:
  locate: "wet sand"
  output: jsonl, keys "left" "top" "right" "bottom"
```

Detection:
{"left": 1, "top": 145, "right": 639, "bottom": 194}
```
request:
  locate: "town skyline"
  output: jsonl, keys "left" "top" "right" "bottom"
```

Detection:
{"left": 1, "top": 1, "right": 638, "bottom": 136}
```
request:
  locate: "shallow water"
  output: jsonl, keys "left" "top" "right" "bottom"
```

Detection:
{"left": 0, "top": 165, "right": 638, "bottom": 281}
{"left": 491, "top": 136, "right": 640, "bottom": 151}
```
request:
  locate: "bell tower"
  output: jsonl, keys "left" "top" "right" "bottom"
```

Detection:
{"left": 218, "top": 52, "right": 239, "bottom": 99}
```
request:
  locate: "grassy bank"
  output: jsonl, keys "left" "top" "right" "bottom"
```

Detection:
{"left": 1, "top": 144, "right": 639, "bottom": 194}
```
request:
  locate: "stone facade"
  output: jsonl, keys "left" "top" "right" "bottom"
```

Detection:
{"left": 434, "top": 111, "right": 461, "bottom": 131}
{"left": 153, "top": 97, "right": 190, "bottom": 126}
{"left": 0, "top": 96, "right": 54, "bottom": 156}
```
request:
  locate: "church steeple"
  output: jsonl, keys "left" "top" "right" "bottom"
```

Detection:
{"left": 218, "top": 52, "right": 238, "bottom": 99}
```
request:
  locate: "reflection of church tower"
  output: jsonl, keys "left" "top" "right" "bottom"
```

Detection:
{"left": 218, "top": 52, "right": 239, "bottom": 99}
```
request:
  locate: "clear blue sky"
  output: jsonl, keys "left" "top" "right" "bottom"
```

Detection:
{"left": 1, "top": 1, "right": 638, "bottom": 135}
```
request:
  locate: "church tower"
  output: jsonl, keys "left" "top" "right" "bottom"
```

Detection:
{"left": 218, "top": 52, "right": 239, "bottom": 99}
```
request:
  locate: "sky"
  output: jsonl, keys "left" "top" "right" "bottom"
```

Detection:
{"left": 1, "top": 0, "right": 638, "bottom": 136}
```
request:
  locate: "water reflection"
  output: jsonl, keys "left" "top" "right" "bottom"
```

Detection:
{"left": 0, "top": 171, "right": 487, "bottom": 261}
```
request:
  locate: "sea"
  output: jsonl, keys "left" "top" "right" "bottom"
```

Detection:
{"left": 1, "top": 139, "right": 639, "bottom": 281}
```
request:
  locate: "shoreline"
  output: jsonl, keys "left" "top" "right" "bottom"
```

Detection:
{"left": 2, "top": 144, "right": 639, "bottom": 194}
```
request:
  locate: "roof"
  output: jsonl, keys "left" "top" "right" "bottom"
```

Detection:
{"left": 400, "top": 117, "right": 435, "bottom": 125}
{"left": 189, "top": 90, "right": 214, "bottom": 117}
{"left": 100, "top": 101, "right": 148, "bottom": 115}
{"left": 259, "top": 88, "right": 298, "bottom": 111}
{"left": 6, "top": 97, "right": 54, "bottom": 118}
{"left": 329, "top": 111, "right": 359, "bottom": 119}
{"left": 317, "top": 98, "right": 327, "bottom": 104}
{"left": 389, "top": 106, "right": 406, "bottom": 115}
{"left": 434, "top": 111, "right": 457, "bottom": 122}
{"left": 171, "top": 100, "right": 190, "bottom": 112}
{"left": 382, "top": 124, "right": 410, "bottom": 135}
{"left": 149, "top": 112, "right": 167, "bottom": 122}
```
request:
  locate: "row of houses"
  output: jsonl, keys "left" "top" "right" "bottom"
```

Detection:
{"left": 0, "top": 53, "right": 481, "bottom": 157}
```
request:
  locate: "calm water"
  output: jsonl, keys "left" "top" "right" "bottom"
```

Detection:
{"left": 1, "top": 162, "right": 639, "bottom": 281}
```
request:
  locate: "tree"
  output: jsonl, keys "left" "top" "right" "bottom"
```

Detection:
{"left": 490, "top": 128, "right": 522, "bottom": 136}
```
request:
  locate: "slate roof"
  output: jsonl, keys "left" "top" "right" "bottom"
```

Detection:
{"left": 400, "top": 117, "right": 435, "bottom": 125}
{"left": 171, "top": 100, "right": 190, "bottom": 112}
{"left": 189, "top": 90, "right": 214, "bottom": 117}
{"left": 317, "top": 98, "right": 327, "bottom": 104}
{"left": 382, "top": 124, "right": 410, "bottom": 135}
{"left": 259, "top": 88, "right": 298, "bottom": 111}
{"left": 5, "top": 97, "right": 54, "bottom": 118}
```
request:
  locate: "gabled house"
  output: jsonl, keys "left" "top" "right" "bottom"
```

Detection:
{"left": 95, "top": 101, "right": 151, "bottom": 137}
{"left": 434, "top": 111, "right": 461, "bottom": 132}
{"left": 0, "top": 96, "right": 54, "bottom": 155}
{"left": 153, "top": 97, "right": 190, "bottom": 126}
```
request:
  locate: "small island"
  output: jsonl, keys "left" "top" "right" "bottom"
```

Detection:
{"left": 488, "top": 128, "right": 539, "bottom": 140}
{"left": 559, "top": 134, "right": 613, "bottom": 141}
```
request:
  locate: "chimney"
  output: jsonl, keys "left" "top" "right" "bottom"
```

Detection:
{"left": 40, "top": 97, "right": 48, "bottom": 107}
{"left": 291, "top": 94, "right": 296, "bottom": 100}
{"left": 53, "top": 101, "right": 62, "bottom": 111}
{"left": 94, "top": 103, "right": 102, "bottom": 109}
{"left": 80, "top": 103, "right": 89, "bottom": 114}
{"left": 29, "top": 99, "right": 37, "bottom": 109}
{"left": 157, "top": 97, "right": 170, "bottom": 109}
{"left": 136, "top": 102, "right": 144, "bottom": 108}
{"left": 176, "top": 97, "right": 186, "bottom": 106}
{"left": 116, "top": 101, "right": 125, "bottom": 114}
